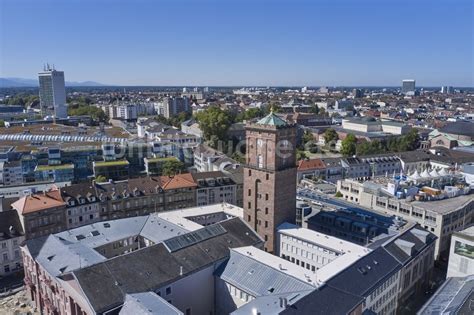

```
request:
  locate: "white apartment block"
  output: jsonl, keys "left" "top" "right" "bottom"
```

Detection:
{"left": 447, "top": 225, "right": 474, "bottom": 278}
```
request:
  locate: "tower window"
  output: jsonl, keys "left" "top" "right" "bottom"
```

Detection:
{"left": 248, "top": 189, "right": 251, "bottom": 196}
{"left": 265, "top": 194, "right": 269, "bottom": 201}
{"left": 247, "top": 215, "right": 251, "bottom": 222}
{"left": 265, "top": 208, "right": 268, "bottom": 214}
{"left": 248, "top": 170, "right": 251, "bottom": 176}
{"left": 258, "top": 155, "right": 263, "bottom": 168}
{"left": 264, "top": 235, "right": 268, "bottom": 241}
{"left": 248, "top": 202, "right": 251, "bottom": 209}
{"left": 265, "top": 221, "right": 268, "bottom": 228}
{"left": 266, "top": 174, "right": 269, "bottom": 180}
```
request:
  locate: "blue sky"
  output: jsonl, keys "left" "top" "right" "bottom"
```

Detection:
{"left": 1, "top": 0, "right": 473, "bottom": 86}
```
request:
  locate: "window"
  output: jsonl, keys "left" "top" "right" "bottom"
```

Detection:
{"left": 266, "top": 174, "right": 269, "bottom": 180}
{"left": 247, "top": 215, "right": 251, "bottom": 222}
{"left": 258, "top": 155, "right": 263, "bottom": 168}
{"left": 265, "top": 221, "right": 268, "bottom": 228}
{"left": 166, "top": 287, "right": 171, "bottom": 295}
{"left": 264, "top": 235, "right": 268, "bottom": 241}
{"left": 265, "top": 208, "right": 268, "bottom": 215}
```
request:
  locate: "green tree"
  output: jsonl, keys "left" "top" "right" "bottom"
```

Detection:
{"left": 235, "top": 108, "right": 264, "bottom": 122}
{"left": 310, "top": 103, "right": 320, "bottom": 115}
{"left": 335, "top": 191, "right": 343, "bottom": 198}
{"left": 162, "top": 159, "right": 185, "bottom": 176}
{"left": 296, "top": 149, "right": 309, "bottom": 161}
{"left": 341, "top": 134, "right": 357, "bottom": 156}
{"left": 68, "top": 105, "right": 107, "bottom": 121}
{"left": 195, "top": 107, "right": 232, "bottom": 146}
{"left": 0, "top": 120, "right": 4, "bottom": 127}
{"left": 324, "top": 128, "right": 338, "bottom": 144}
{"left": 302, "top": 130, "right": 314, "bottom": 146}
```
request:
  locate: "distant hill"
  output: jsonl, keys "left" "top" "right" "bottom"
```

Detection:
{"left": 0, "top": 77, "right": 106, "bottom": 87}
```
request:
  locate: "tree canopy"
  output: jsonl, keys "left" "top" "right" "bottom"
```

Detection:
{"left": 341, "top": 134, "right": 357, "bottom": 156}
{"left": 324, "top": 128, "right": 339, "bottom": 145}
{"left": 162, "top": 159, "right": 185, "bottom": 176}
{"left": 355, "top": 129, "right": 420, "bottom": 155}
{"left": 195, "top": 107, "right": 232, "bottom": 146}
{"left": 68, "top": 104, "right": 107, "bottom": 121}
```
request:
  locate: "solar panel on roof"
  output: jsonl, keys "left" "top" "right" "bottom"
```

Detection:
{"left": 75, "top": 234, "right": 86, "bottom": 241}
{"left": 164, "top": 224, "right": 227, "bottom": 252}
{"left": 90, "top": 230, "right": 100, "bottom": 237}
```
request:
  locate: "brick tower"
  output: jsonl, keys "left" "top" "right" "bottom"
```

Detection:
{"left": 243, "top": 111, "right": 297, "bottom": 252}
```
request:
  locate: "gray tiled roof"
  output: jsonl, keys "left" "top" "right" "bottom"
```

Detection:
{"left": 119, "top": 292, "right": 183, "bottom": 315}
{"left": 71, "top": 218, "right": 262, "bottom": 313}
{"left": 217, "top": 249, "right": 315, "bottom": 297}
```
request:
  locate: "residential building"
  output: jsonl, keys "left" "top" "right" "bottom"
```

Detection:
{"left": 21, "top": 209, "right": 262, "bottom": 315}
{"left": 158, "top": 97, "right": 190, "bottom": 118}
{"left": 144, "top": 157, "right": 181, "bottom": 176}
{"left": 34, "top": 164, "right": 75, "bottom": 182}
{"left": 93, "top": 160, "right": 130, "bottom": 181}
{"left": 11, "top": 189, "right": 67, "bottom": 239}
{"left": 244, "top": 112, "right": 297, "bottom": 252}
{"left": 297, "top": 158, "right": 326, "bottom": 182}
{"left": 192, "top": 171, "right": 237, "bottom": 206}
{"left": 0, "top": 160, "right": 23, "bottom": 186}
{"left": 38, "top": 65, "right": 67, "bottom": 118}
{"left": 447, "top": 225, "right": 474, "bottom": 278}
{"left": 61, "top": 184, "right": 101, "bottom": 229}
{"left": 193, "top": 144, "right": 226, "bottom": 172}
{"left": 0, "top": 210, "right": 25, "bottom": 276}
{"left": 159, "top": 173, "right": 197, "bottom": 210}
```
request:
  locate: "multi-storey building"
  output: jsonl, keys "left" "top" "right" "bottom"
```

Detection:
{"left": 192, "top": 171, "right": 237, "bottom": 206}
{"left": 11, "top": 189, "right": 67, "bottom": 239}
{"left": 158, "top": 97, "right": 190, "bottom": 118}
{"left": 244, "top": 112, "right": 297, "bottom": 252}
{"left": 61, "top": 184, "right": 101, "bottom": 229}
{"left": 272, "top": 223, "right": 435, "bottom": 315}
{"left": 0, "top": 160, "right": 23, "bottom": 186}
{"left": 447, "top": 225, "right": 474, "bottom": 278}
{"left": 38, "top": 65, "right": 67, "bottom": 118}
{"left": 0, "top": 210, "right": 24, "bottom": 276}
{"left": 336, "top": 178, "right": 474, "bottom": 259}
{"left": 21, "top": 206, "right": 262, "bottom": 315}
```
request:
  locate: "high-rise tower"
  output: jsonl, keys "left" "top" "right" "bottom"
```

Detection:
{"left": 243, "top": 111, "right": 297, "bottom": 252}
{"left": 38, "top": 65, "right": 67, "bottom": 119}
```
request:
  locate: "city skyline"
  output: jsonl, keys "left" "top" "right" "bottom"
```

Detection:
{"left": 1, "top": 0, "right": 473, "bottom": 86}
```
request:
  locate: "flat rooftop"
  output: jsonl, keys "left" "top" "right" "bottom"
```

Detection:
{"left": 410, "top": 193, "right": 474, "bottom": 214}
{"left": 156, "top": 203, "right": 243, "bottom": 231}
{"left": 278, "top": 223, "right": 369, "bottom": 256}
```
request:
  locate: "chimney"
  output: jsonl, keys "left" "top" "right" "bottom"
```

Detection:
{"left": 279, "top": 297, "right": 288, "bottom": 309}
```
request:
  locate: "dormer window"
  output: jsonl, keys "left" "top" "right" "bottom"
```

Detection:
{"left": 79, "top": 198, "right": 85, "bottom": 204}
{"left": 68, "top": 200, "right": 75, "bottom": 206}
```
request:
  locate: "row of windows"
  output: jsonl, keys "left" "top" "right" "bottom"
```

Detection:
{"left": 226, "top": 283, "right": 254, "bottom": 303}
{"left": 369, "top": 273, "right": 397, "bottom": 302}
{"left": 281, "top": 254, "right": 317, "bottom": 272}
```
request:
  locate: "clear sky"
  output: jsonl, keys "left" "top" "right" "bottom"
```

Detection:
{"left": 1, "top": 0, "right": 473, "bottom": 86}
